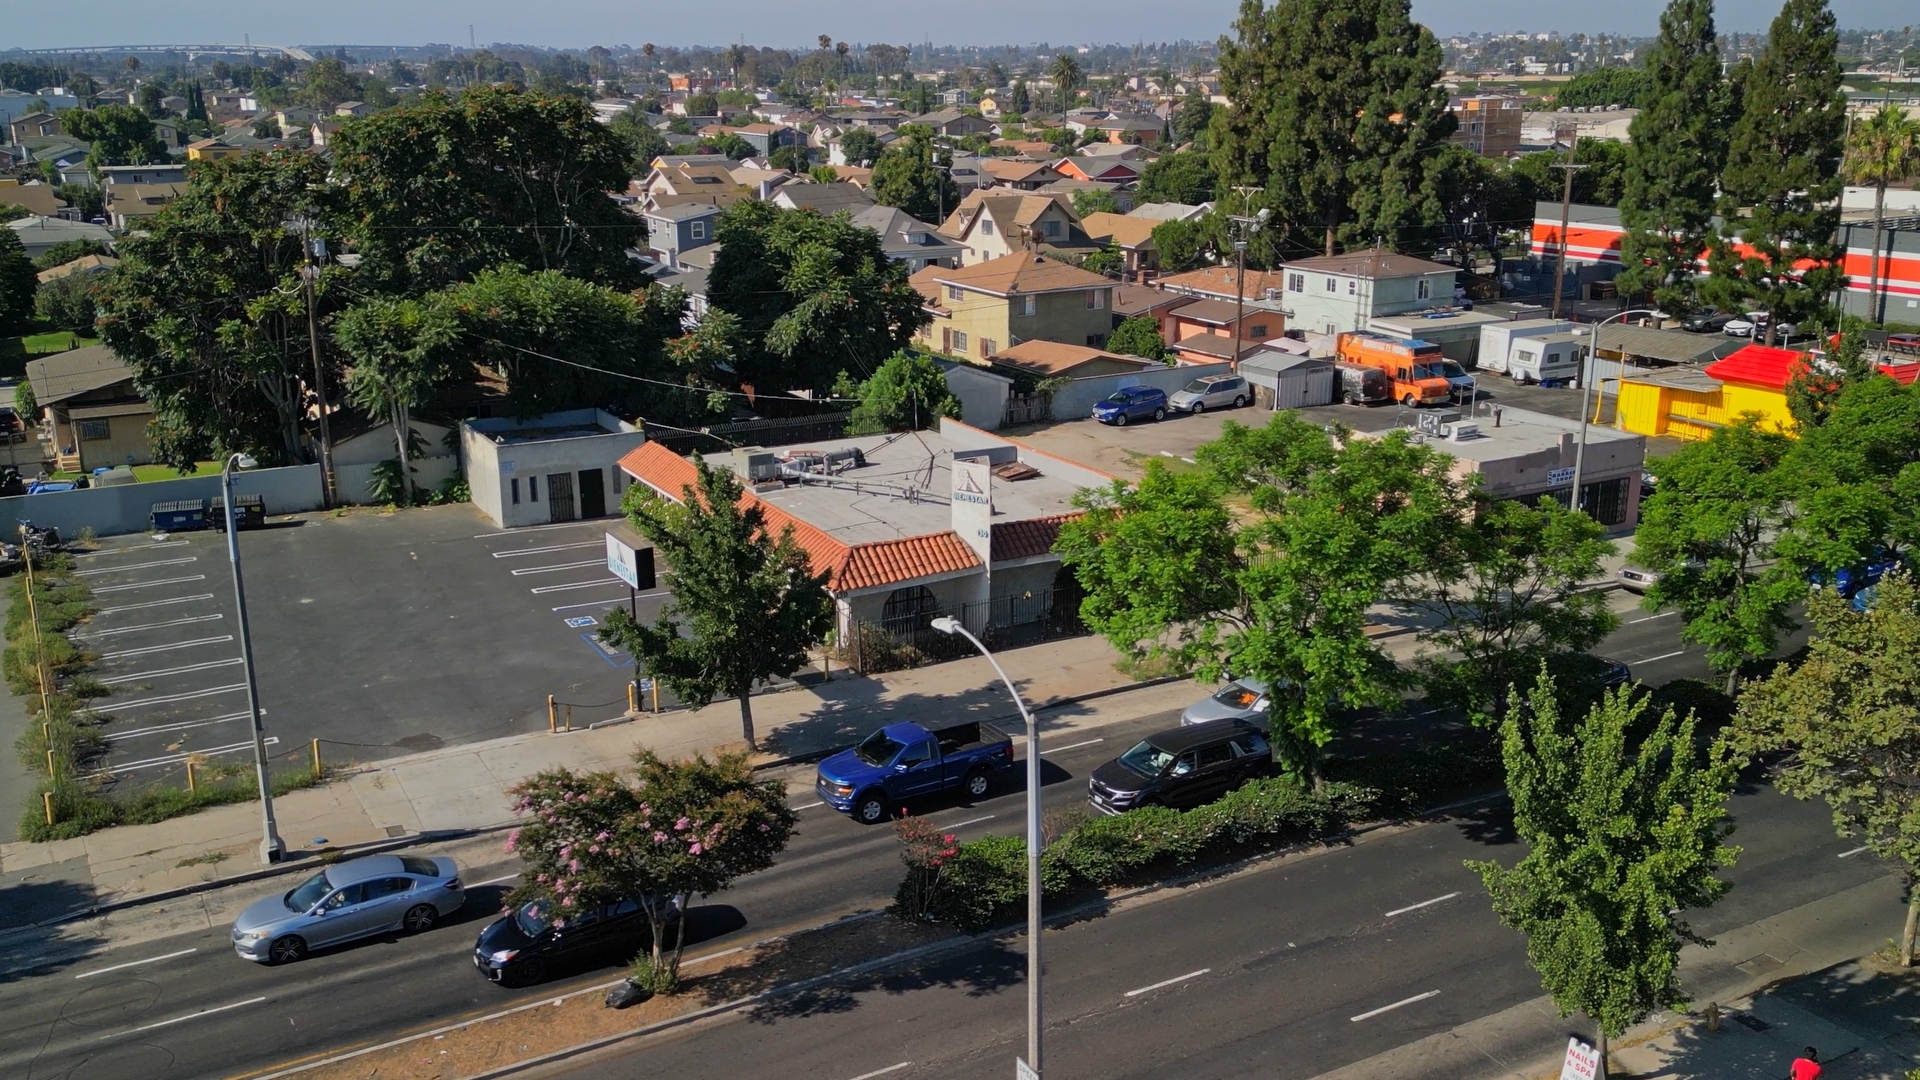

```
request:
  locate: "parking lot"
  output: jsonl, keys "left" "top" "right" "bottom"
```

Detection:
{"left": 71, "top": 506, "right": 675, "bottom": 790}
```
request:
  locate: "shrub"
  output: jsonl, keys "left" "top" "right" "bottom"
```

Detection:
{"left": 925, "top": 834, "right": 1030, "bottom": 932}
{"left": 889, "top": 813, "right": 960, "bottom": 922}
{"left": 1645, "top": 678, "right": 1736, "bottom": 732}
{"left": 1324, "top": 742, "right": 1501, "bottom": 817}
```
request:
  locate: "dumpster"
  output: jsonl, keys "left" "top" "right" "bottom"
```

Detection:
{"left": 209, "top": 494, "right": 266, "bottom": 531}
{"left": 150, "top": 499, "right": 208, "bottom": 532}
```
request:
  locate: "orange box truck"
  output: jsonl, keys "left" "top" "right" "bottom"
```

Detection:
{"left": 1334, "top": 332, "right": 1453, "bottom": 408}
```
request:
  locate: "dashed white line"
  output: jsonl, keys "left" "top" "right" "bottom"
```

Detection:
{"left": 97, "top": 635, "right": 234, "bottom": 660}
{"left": 791, "top": 801, "right": 824, "bottom": 811}
{"left": 1047, "top": 737, "right": 1105, "bottom": 754}
{"left": 92, "top": 574, "right": 207, "bottom": 594}
{"left": 96, "top": 593, "right": 216, "bottom": 615}
{"left": 78, "top": 613, "right": 224, "bottom": 638}
{"left": 1384, "top": 891, "right": 1462, "bottom": 917}
{"left": 74, "top": 556, "right": 198, "bottom": 576}
{"left": 493, "top": 540, "right": 602, "bottom": 557}
{"left": 107, "top": 684, "right": 248, "bottom": 710}
{"left": 943, "top": 814, "right": 996, "bottom": 829}
{"left": 845, "top": 1063, "right": 912, "bottom": 1080}
{"left": 1839, "top": 846, "right": 1870, "bottom": 858}
{"left": 1350, "top": 990, "right": 1441, "bottom": 1022}
{"left": 102, "top": 995, "right": 268, "bottom": 1038}
{"left": 1630, "top": 611, "right": 1678, "bottom": 623}
{"left": 1125, "top": 968, "right": 1210, "bottom": 997}
{"left": 76, "top": 948, "right": 198, "bottom": 979}
{"left": 510, "top": 559, "right": 607, "bottom": 576}
{"left": 470, "top": 873, "right": 521, "bottom": 887}
{"left": 1636, "top": 650, "right": 1686, "bottom": 664}
{"left": 530, "top": 577, "right": 623, "bottom": 594}
{"left": 98, "top": 657, "right": 243, "bottom": 685}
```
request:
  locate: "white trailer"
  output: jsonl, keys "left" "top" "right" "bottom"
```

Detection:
{"left": 1477, "top": 319, "right": 1577, "bottom": 383}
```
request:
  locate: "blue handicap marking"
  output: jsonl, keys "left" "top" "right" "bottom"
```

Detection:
{"left": 636, "top": 677, "right": 654, "bottom": 692}
{"left": 581, "top": 631, "right": 632, "bottom": 668}
{"left": 565, "top": 616, "right": 598, "bottom": 628}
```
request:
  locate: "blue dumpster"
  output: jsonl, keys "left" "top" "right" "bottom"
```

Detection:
{"left": 151, "top": 499, "right": 209, "bottom": 531}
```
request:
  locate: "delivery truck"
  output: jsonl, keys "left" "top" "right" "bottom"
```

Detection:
{"left": 1334, "top": 332, "right": 1452, "bottom": 408}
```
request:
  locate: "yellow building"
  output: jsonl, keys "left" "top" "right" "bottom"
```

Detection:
{"left": 909, "top": 252, "right": 1118, "bottom": 363}
{"left": 1615, "top": 343, "right": 1920, "bottom": 440}
{"left": 185, "top": 138, "right": 244, "bottom": 161}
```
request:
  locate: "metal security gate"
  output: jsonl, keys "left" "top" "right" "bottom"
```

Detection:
{"left": 546, "top": 472, "right": 576, "bottom": 522}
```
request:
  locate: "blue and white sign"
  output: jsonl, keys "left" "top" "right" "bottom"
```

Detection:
{"left": 607, "top": 532, "right": 642, "bottom": 589}
{"left": 1547, "top": 467, "right": 1576, "bottom": 486}
{"left": 565, "top": 616, "right": 597, "bottom": 628}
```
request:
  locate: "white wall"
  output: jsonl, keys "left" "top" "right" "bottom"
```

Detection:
{"left": 462, "top": 410, "right": 646, "bottom": 528}
{"left": 940, "top": 363, "right": 1013, "bottom": 431}
{"left": 0, "top": 465, "right": 324, "bottom": 539}
{"left": 1047, "top": 361, "right": 1233, "bottom": 421}
{"left": 334, "top": 455, "right": 460, "bottom": 505}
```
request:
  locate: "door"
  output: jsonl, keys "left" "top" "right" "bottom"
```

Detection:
{"left": 546, "top": 471, "right": 576, "bottom": 522}
{"left": 310, "top": 883, "right": 374, "bottom": 946}
{"left": 1188, "top": 742, "right": 1239, "bottom": 805}
{"left": 888, "top": 738, "right": 945, "bottom": 799}
{"left": 361, "top": 876, "right": 419, "bottom": 931}
{"left": 577, "top": 468, "right": 606, "bottom": 518}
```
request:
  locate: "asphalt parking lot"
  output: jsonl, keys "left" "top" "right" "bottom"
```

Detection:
{"left": 72, "top": 506, "right": 673, "bottom": 790}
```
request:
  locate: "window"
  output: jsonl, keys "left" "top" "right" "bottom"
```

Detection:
{"left": 952, "top": 330, "right": 969, "bottom": 353}
{"left": 979, "top": 218, "right": 995, "bottom": 235}
{"left": 1417, "top": 278, "right": 1432, "bottom": 299}
{"left": 511, "top": 478, "right": 520, "bottom": 505}
{"left": 948, "top": 284, "right": 964, "bottom": 302}
{"left": 1347, "top": 279, "right": 1357, "bottom": 295}
{"left": 689, "top": 220, "right": 706, "bottom": 240}
{"left": 898, "top": 741, "right": 933, "bottom": 768}
{"left": 321, "top": 884, "right": 364, "bottom": 911}
{"left": 1020, "top": 294, "right": 1036, "bottom": 316}
{"left": 366, "top": 877, "right": 414, "bottom": 899}
{"left": 78, "top": 419, "right": 110, "bottom": 440}
{"left": 1325, "top": 277, "right": 1337, "bottom": 293}
{"left": 1248, "top": 323, "right": 1268, "bottom": 339}
{"left": 979, "top": 337, "right": 996, "bottom": 357}
{"left": 881, "top": 585, "right": 940, "bottom": 633}
{"left": 1086, "top": 288, "right": 1106, "bottom": 310}
{"left": 528, "top": 475, "right": 539, "bottom": 503}
{"left": 400, "top": 857, "right": 442, "bottom": 877}
{"left": 1230, "top": 731, "right": 1271, "bottom": 758}
{"left": 1044, "top": 219, "right": 1062, "bottom": 238}
{"left": 1085, "top": 333, "right": 1107, "bottom": 347}
{"left": 1196, "top": 743, "right": 1234, "bottom": 769}
{"left": 1516, "top": 349, "right": 1537, "bottom": 365}
{"left": 1287, "top": 273, "right": 1304, "bottom": 293}
{"left": 1171, "top": 753, "right": 1197, "bottom": 777}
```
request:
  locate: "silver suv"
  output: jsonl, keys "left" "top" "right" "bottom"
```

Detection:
{"left": 1168, "top": 374, "right": 1251, "bottom": 414}
{"left": 231, "top": 854, "right": 465, "bottom": 964}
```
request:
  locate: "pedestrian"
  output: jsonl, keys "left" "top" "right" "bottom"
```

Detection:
{"left": 1790, "top": 1046, "right": 1821, "bottom": 1080}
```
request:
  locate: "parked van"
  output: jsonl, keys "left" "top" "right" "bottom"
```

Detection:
{"left": 1334, "top": 332, "right": 1452, "bottom": 408}
{"left": 1334, "top": 363, "right": 1391, "bottom": 406}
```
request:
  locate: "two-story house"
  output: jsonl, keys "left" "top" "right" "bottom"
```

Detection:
{"left": 732, "top": 123, "right": 802, "bottom": 157}
{"left": 910, "top": 251, "right": 1119, "bottom": 362}
{"left": 771, "top": 181, "right": 876, "bottom": 215}
{"left": 637, "top": 160, "right": 747, "bottom": 213}
{"left": 938, "top": 191, "right": 1096, "bottom": 265}
{"left": 24, "top": 345, "right": 155, "bottom": 472}
{"left": 1278, "top": 248, "right": 1462, "bottom": 336}
{"left": 976, "top": 158, "right": 1061, "bottom": 191}
{"left": 96, "top": 163, "right": 190, "bottom": 187}
{"left": 1080, "top": 212, "right": 1159, "bottom": 279}
{"left": 643, "top": 202, "right": 722, "bottom": 269}
{"left": 908, "top": 109, "right": 995, "bottom": 138}
{"left": 850, "top": 205, "right": 963, "bottom": 272}
{"left": 104, "top": 182, "right": 186, "bottom": 230}
{"left": 8, "top": 111, "right": 63, "bottom": 142}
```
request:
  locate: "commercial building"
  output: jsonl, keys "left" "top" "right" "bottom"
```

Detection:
{"left": 1614, "top": 343, "right": 1920, "bottom": 441}
{"left": 1448, "top": 96, "right": 1523, "bottom": 158}
{"left": 461, "top": 410, "right": 646, "bottom": 528}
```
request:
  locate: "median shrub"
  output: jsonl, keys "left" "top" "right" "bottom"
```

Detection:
{"left": 1323, "top": 742, "right": 1501, "bottom": 818}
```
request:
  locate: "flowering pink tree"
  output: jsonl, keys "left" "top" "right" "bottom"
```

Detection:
{"left": 505, "top": 750, "right": 797, "bottom": 989}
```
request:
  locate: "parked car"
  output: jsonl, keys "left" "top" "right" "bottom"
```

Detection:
{"left": 1617, "top": 564, "right": 1660, "bottom": 594}
{"left": 1681, "top": 311, "right": 1736, "bottom": 333}
{"left": 816, "top": 720, "right": 1015, "bottom": 824}
{"left": 1807, "top": 548, "right": 1905, "bottom": 603}
{"left": 475, "top": 894, "right": 683, "bottom": 986}
{"left": 1091, "top": 385, "right": 1169, "bottom": 426}
{"left": 1335, "top": 362, "right": 1391, "bottom": 406}
{"left": 1722, "top": 315, "right": 1757, "bottom": 337}
{"left": 231, "top": 855, "right": 464, "bottom": 964}
{"left": 1437, "top": 360, "right": 1477, "bottom": 403}
{"left": 1180, "top": 677, "right": 1276, "bottom": 727}
{"left": 1088, "top": 721, "right": 1273, "bottom": 815}
{"left": 1168, "top": 374, "right": 1251, "bottom": 414}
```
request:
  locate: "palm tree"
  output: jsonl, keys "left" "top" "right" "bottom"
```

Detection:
{"left": 725, "top": 44, "right": 747, "bottom": 87}
{"left": 1843, "top": 104, "right": 1920, "bottom": 324}
{"left": 1049, "top": 53, "right": 1083, "bottom": 120}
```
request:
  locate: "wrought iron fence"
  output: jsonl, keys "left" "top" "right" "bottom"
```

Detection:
{"left": 842, "top": 587, "right": 1085, "bottom": 674}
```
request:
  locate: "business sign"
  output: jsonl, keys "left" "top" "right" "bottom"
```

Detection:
{"left": 1016, "top": 1059, "right": 1039, "bottom": 1080}
{"left": 1558, "top": 1038, "right": 1600, "bottom": 1080}
{"left": 1547, "top": 467, "right": 1576, "bottom": 486}
{"left": 951, "top": 457, "right": 993, "bottom": 567}
{"left": 605, "top": 532, "right": 655, "bottom": 591}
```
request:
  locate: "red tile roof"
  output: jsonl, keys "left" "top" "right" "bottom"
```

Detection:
{"left": 1703, "top": 344, "right": 1809, "bottom": 391}
{"left": 840, "top": 534, "right": 981, "bottom": 591}
{"left": 991, "top": 513, "right": 1080, "bottom": 562}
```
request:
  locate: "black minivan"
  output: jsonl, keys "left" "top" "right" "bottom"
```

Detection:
{"left": 1088, "top": 722, "right": 1272, "bottom": 815}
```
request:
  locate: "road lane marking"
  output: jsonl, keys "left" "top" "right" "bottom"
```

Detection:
{"left": 105, "top": 712, "right": 250, "bottom": 742}
{"left": 1125, "top": 968, "right": 1210, "bottom": 997}
{"left": 103, "top": 995, "right": 268, "bottom": 1038}
{"left": 791, "top": 801, "right": 824, "bottom": 810}
{"left": 470, "top": 873, "right": 521, "bottom": 887}
{"left": 471, "top": 520, "right": 600, "bottom": 538}
{"left": 529, "top": 577, "right": 623, "bottom": 594}
{"left": 510, "top": 558, "right": 606, "bottom": 576}
{"left": 1047, "top": 737, "right": 1104, "bottom": 753}
{"left": 92, "top": 574, "right": 207, "bottom": 593}
{"left": 98, "top": 635, "right": 234, "bottom": 659}
{"left": 107, "top": 684, "right": 248, "bottom": 709}
{"left": 1637, "top": 650, "right": 1686, "bottom": 664}
{"left": 944, "top": 815, "right": 996, "bottom": 829}
{"left": 682, "top": 945, "right": 745, "bottom": 966}
{"left": 74, "top": 557, "right": 198, "bottom": 576}
{"left": 846, "top": 1063, "right": 912, "bottom": 1080}
{"left": 76, "top": 947, "right": 198, "bottom": 979}
{"left": 1630, "top": 611, "right": 1678, "bottom": 623}
{"left": 1384, "top": 891, "right": 1461, "bottom": 917}
{"left": 1350, "top": 989, "right": 1441, "bottom": 1022}
{"left": 78, "top": 613, "right": 224, "bottom": 637}
{"left": 98, "top": 657, "right": 243, "bottom": 685}
{"left": 96, "top": 593, "right": 216, "bottom": 615}
{"left": 493, "top": 540, "right": 602, "bottom": 557}
{"left": 1839, "top": 846, "right": 1870, "bottom": 858}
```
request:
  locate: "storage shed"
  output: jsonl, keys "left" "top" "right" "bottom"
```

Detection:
{"left": 1240, "top": 349, "right": 1337, "bottom": 410}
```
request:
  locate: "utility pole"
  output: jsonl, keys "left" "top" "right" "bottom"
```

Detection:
{"left": 1549, "top": 133, "right": 1586, "bottom": 320}
{"left": 1228, "top": 185, "right": 1269, "bottom": 368}
{"left": 300, "top": 218, "right": 337, "bottom": 508}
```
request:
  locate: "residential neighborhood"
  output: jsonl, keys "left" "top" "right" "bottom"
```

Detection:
{"left": 0, "top": 11, "right": 1918, "bottom": 1080}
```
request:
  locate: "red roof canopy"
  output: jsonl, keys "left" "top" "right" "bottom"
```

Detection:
{"left": 1703, "top": 344, "right": 1807, "bottom": 391}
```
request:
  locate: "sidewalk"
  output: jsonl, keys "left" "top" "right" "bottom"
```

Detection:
{"left": 0, "top": 633, "right": 1197, "bottom": 926}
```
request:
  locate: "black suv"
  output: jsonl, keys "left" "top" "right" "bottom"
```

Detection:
{"left": 1088, "top": 721, "right": 1272, "bottom": 815}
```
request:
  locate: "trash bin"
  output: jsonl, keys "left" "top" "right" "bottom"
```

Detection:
{"left": 150, "top": 499, "right": 208, "bottom": 532}
{"left": 209, "top": 494, "right": 266, "bottom": 531}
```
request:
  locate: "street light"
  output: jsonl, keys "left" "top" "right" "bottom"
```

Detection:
{"left": 930, "top": 615, "right": 1043, "bottom": 1078}
{"left": 1568, "top": 308, "right": 1656, "bottom": 514}
{"left": 223, "top": 451, "right": 285, "bottom": 865}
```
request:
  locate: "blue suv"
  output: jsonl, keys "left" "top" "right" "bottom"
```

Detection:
{"left": 1091, "top": 385, "right": 1168, "bottom": 426}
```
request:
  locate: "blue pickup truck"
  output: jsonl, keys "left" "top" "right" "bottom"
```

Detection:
{"left": 816, "top": 720, "right": 1014, "bottom": 824}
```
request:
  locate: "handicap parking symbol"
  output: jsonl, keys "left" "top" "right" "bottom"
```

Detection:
{"left": 565, "top": 616, "right": 598, "bottom": 628}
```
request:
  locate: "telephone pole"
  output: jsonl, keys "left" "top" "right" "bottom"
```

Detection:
{"left": 1228, "top": 184, "right": 1269, "bottom": 366}
{"left": 1549, "top": 133, "right": 1586, "bottom": 320}
{"left": 300, "top": 219, "right": 337, "bottom": 508}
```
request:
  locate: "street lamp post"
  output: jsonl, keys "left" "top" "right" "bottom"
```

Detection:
{"left": 930, "top": 615, "right": 1043, "bottom": 1077}
{"left": 1569, "top": 308, "right": 1656, "bottom": 514}
{"left": 223, "top": 452, "right": 285, "bottom": 864}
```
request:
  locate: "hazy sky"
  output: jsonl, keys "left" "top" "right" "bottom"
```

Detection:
{"left": 3, "top": 0, "right": 1911, "bottom": 54}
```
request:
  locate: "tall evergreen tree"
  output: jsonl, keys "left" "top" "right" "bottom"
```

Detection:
{"left": 1617, "top": 0, "right": 1728, "bottom": 313}
{"left": 1704, "top": 0, "right": 1845, "bottom": 342}
{"left": 1211, "top": 0, "right": 1455, "bottom": 256}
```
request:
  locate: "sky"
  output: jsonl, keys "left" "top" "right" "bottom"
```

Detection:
{"left": 2, "top": 0, "right": 1911, "bottom": 54}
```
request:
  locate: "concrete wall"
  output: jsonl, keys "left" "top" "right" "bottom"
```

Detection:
{"left": 0, "top": 464, "right": 324, "bottom": 539}
{"left": 1048, "top": 360, "right": 1232, "bottom": 420}
{"left": 940, "top": 362, "right": 1014, "bottom": 431}
{"left": 334, "top": 455, "right": 461, "bottom": 505}
{"left": 463, "top": 410, "right": 646, "bottom": 529}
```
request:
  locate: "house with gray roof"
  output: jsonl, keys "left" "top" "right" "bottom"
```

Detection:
{"left": 771, "top": 182, "right": 876, "bottom": 215}
{"left": 850, "top": 205, "right": 963, "bottom": 271}
{"left": 643, "top": 202, "right": 723, "bottom": 269}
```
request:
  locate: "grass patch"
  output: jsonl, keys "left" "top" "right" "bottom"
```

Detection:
{"left": 48, "top": 461, "right": 221, "bottom": 483}
{"left": 19, "top": 331, "right": 97, "bottom": 355}
{"left": 176, "top": 850, "right": 231, "bottom": 868}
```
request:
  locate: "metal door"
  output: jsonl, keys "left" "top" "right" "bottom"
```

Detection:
{"left": 546, "top": 472, "right": 575, "bottom": 522}
{"left": 577, "top": 468, "right": 606, "bottom": 518}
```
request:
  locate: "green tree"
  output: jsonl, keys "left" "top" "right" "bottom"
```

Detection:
{"left": 1212, "top": 0, "right": 1454, "bottom": 256}
{"left": 610, "top": 105, "right": 670, "bottom": 175}
{"left": 1149, "top": 217, "right": 1209, "bottom": 273}
{"left": 1706, "top": 0, "right": 1846, "bottom": 342}
{"left": 1730, "top": 572, "right": 1920, "bottom": 963}
{"left": 13, "top": 377, "right": 35, "bottom": 424}
{"left": 184, "top": 80, "right": 208, "bottom": 123}
{"left": 1554, "top": 66, "right": 1653, "bottom": 108}
{"left": 1630, "top": 418, "right": 1801, "bottom": 693}
{"left": 34, "top": 274, "right": 98, "bottom": 335}
{"left": 1171, "top": 90, "right": 1214, "bottom": 147}
{"left": 0, "top": 229, "right": 37, "bottom": 333}
{"left": 870, "top": 128, "right": 955, "bottom": 222}
{"left": 1469, "top": 675, "right": 1738, "bottom": 1074}
{"left": 837, "top": 126, "right": 882, "bottom": 166}
{"left": 1049, "top": 53, "right": 1083, "bottom": 117}
{"left": 705, "top": 200, "right": 931, "bottom": 393}
{"left": 1071, "top": 188, "right": 1120, "bottom": 217}
{"left": 698, "top": 132, "right": 755, "bottom": 161}
{"left": 767, "top": 145, "right": 811, "bottom": 174}
{"left": 837, "top": 349, "right": 959, "bottom": 434}
{"left": 333, "top": 296, "right": 459, "bottom": 505}
{"left": 599, "top": 459, "right": 835, "bottom": 750}
{"left": 1104, "top": 314, "right": 1168, "bottom": 362}
{"left": 1774, "top": 372, "right": 1920, "bottom": 586}
{"left": 31, "top": 239, "right": 111, "bottom": 272}
{"left": 327, "top": 86, "right": 645, "bottom": 295}
{"left": 137, "top": 82, "right": 168, "bottom": 117}
{"left": 1842, "top": 104, "right": 1920, "bottom": 325}
{"left": 1008, "top": 81, "right": 1031, "bottom": 115}
{"left": 63, "top": 104, "right": 168, "bottom": 168}
{"left": 505, "top": 750, "right": 797, "bottom": 990}
{"left": 1617, "top": 0, "right": 1730, "bottom": 313}
{"left": 685, "top": 91, "right": 719, "bottom": 116}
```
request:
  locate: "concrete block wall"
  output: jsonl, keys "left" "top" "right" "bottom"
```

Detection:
{"left": 0, "top": 465, "right": 325, "bottom": 539}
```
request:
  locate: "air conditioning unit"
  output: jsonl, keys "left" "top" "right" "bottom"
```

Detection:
{"left": 1447, "top": 423, "right": 1481, "bottom": 441}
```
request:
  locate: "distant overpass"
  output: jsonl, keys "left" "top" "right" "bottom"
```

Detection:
{"left": 23, "top": 44, "right": 318, "bottom": 63}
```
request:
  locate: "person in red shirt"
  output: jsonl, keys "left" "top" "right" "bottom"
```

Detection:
{"left": 1790, "top": 1047, "right": 1821, "bottom": 1080}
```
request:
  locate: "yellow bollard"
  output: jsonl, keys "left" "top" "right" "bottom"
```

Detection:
{"left": 565, "top": 704, "right": 574, "bottom": 732}
{"left": 44, "top": 790, "right": 54, "bottom": 825}
{"left": 46, "top": 748, "right": 55, "bottom": 780}
{"left": 628, "top": 682, "right": 637, "bottom": 713}
{"left": 651, "top": 681, "right": 659, "bottom": 713}
{"left": 187, "top": 760, "right": 196, "bottom": 793}
{"left": 311, "top": 738, "right": 322, "bottom": 780}
{"left": 547, "top": 694, "right": 557, "bottom": 733}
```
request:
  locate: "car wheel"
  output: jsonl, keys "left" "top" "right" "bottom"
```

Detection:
{"left": 1152, "top": 407, "right": 1166, "bottom": 421}
{"left": 964, "top": 768, "right": 992, "bottom": 800}
{"left": 510, "top": 957, "right": 547, "bottom": 987}
{"left": 1189, "top": 401, "right": 1205, "bottom": 414}
{"left": 268, "top": 935, "right": 308, "bottom": 965}
{"left": 1232, "top": 395, "right": 1246, "bottom": 408}
{"left": 855, "top": 793, "right": 890, "bottom": 825}
{"left": 403, "top": 904, "right": 438, "bottom": 933}
{"left": 1114, "top": 412, "right": 1129, "bottom": 427}
{"left": 1511, "top": 372, "right": 1527, "bottom": 385}
{"left": 1401, "top": 394, "right": 1417, "bottom": 408}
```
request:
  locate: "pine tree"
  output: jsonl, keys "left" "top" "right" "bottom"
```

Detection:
{"left": 1704, "top": 0, "right": 1845, "bottom": 342}
{"left": 1617, "top": 0, "right": 1728, "bottom": 313}
{"left": 1212, "top": 0, "right": 1455, "bottom": 256}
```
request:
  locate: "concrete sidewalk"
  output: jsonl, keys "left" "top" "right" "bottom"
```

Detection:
{"left": 0, "top": 633, "right": 1194, "bottom": 925}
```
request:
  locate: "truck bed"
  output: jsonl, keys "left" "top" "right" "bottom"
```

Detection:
{"left": 931, "top": 720, "right": 1010, "bottom": 756}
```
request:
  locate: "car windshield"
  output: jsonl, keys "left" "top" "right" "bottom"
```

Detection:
{"left": 1118, "top": 739, "right": 1176, "bottom": 776}
{"left": 1413, "top": 363, "right": 1443, "bottom": 380}
{"left": 515, "top": 899, "right": 553, "bottom": 937}
{"left": 1105, "top": 391, "right": 1135, "bottom": 403}
{"left": 854, "top": 730, "right": 905, "bottom": 767}
{"left": 1212, "top": 684, "right": 1261, "bottom": 709}
{"left": 1441, "top": 362, "right": 1467, "bottom": 378}
{"left": 287, "top": 870, "right": 332, "bottom": 913}
{"left": 1182, "top": 379, "right": 1212, "bottom": 394}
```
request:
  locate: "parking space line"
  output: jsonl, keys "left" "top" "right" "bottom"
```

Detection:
{"left": 1636, "top": 650, "right": 1686, "bottom": 664}
{"left": 75, "top": 541, "right": 190, "bottom": 557}
{"left": 1047, "top": 737, "right": 1104, "bottom": 754}
{"left": 75, "top": 947, "right": 198, "bottom": 979}
{"left": 493, "top": 541, "right": 601, "bottom": 558}
{"left": 98, "top": 635, "right": 234, "bottom": 660}
{"left": 943, "top": 814, "right": 996, "bottom": 829}
{"left": 510, "top": 559, "right": 605, "bottom": 576}
{"left": 1385, "top": 892, "right": 1461, "bottom": 917}
{"left": 102, "top": 995, "right": 267, "bottom": 1039}
{"left": 1125, "top": 968, "right": 1210, "bottom": 997}
{"left": 78, "top": 613, "right": 224, "bottom": 638}
{"left": 530, "top": 577, "right": 623, "bottom": 594}
{"left": 105, "top": 712, "right": 250, "bottom": 742}
{"left": 108, "top": 684, "right": 248, "bottom": 710}
{"left": 471, "top": 521, "right": 600, "bottom": 538}
{"left": 845, "top": 1063, "right": 912, "bottom": 1080}
{"left": 96, "top": 593, "right": 216, "bottom": 615}
{"left": 96, "top": 737, "right": 277, "bottom": 774}
{"left": 74, "top": 557, "right": 198, "bottom": 576}
{"left": 1350, "top": 990, "right": 1440, "bottom": 1022}
{"left": 551, "top": 589, "right": 667, "bottom": 612}
{"left": 98, "top": 657, "right": 243, "bottom": 685}
{"left": 91, "top": 574, "right": 207, "bottom": 594}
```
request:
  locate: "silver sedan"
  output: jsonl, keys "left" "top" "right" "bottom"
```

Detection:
{"left": 231, "top": 854, "right": 465, "bottom": 964}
